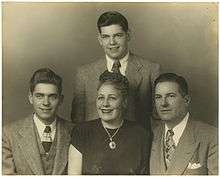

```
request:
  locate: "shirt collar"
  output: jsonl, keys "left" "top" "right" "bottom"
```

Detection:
{"left": 106, "top": 51, "right": 129, "bottom": 67}
{"left": 165, "top": 112, "right": 189, "bottom": 146}
{"left": 33, "top": 113, "right": 56, "bottom": 138}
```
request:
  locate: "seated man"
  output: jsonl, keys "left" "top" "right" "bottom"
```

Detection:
{"left": 150, "top": 73, "right": 218, "bottom": 175}
{"left": 2, "top": 68, "right": 73, "bottom": 175}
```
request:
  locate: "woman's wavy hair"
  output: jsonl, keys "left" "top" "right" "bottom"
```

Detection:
{"left": 97, "top": 70, "right": 129, "bottom": 99}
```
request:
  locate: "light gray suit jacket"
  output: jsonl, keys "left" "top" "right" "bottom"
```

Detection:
{"left": 150, "top": 118, "right": 218, "bottom": 175}
{"left": 71, "top": 53, "right": 160, "bottom": 129}
{"left": 2, "top": 114, "right": 73, "bottom": 175}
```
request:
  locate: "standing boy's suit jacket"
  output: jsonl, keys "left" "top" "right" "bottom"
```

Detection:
{"left": 2, "top": 114, "right": 73, "bottom": 175}
{"left": 150, "top": 118, "right": 218, "bottom": 175}
{"left": 71, "top": 53, "right": 160, "bottom": 129}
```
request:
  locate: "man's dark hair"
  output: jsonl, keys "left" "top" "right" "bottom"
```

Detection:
{"left": 154, "top": 73, "right": 189, "bottom": 96}
{"left": 98, "top": 70, "right": 129, "bottom": 98}
{"left": 97, "top": 11, "right": 129, "bottom": 33}
{"left": 29, "top": 68, "right": 62, "bottom": 95}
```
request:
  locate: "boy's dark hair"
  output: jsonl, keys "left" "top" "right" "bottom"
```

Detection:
{"left": 29, "top": 68, "right": 62, "bottom": 95}
{"left": 97, "top": 11, "right": 128, "bottom": 33}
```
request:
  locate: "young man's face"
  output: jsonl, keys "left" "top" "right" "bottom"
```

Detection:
{"left": 29, "top": 83, "right": 63, "bottom": 124}
{"left": 154, "top": 81, "right": 190, "bottom": 127}
{"left": 98, "top": 24, "right": 130, "bottom": 60}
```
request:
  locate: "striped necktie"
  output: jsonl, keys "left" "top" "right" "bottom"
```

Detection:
{"left": 165, "top": 129, "right": 176, "bottom": 169}
{"left": 111, "top": 60, "right": 121, "bottom": 74}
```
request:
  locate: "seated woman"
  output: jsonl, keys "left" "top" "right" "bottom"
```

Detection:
{"left": 68, "top": 70, "right": 150, "bottom": 175}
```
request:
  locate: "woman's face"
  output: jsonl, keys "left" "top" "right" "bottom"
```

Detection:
{"left": 96, "top": 83, "right": 126, "bottom": 123}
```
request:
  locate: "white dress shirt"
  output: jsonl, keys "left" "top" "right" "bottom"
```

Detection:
{"left": 164, "top": 112, "right": 189, "bottom": 146}
{"left": 33, "top": 114, "right": 56, "bottom": 141}
{"left": 106, "top": 52, "right": 129, "bottom": 76}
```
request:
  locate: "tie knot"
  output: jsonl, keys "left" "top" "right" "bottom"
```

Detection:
{"left": 111, "top": 60, "right": 121, "bottom": 73}
{"left": 44, "top": 126, "right": 51, "bottom": 133}
{"left": 167, "top": 129, "right": 174, "bottom": 136}
{"left": 113, "top": 60, "right": 121, "bottom": 67}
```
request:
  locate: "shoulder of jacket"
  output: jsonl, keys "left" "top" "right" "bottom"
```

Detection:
{"left": 79, "top": 58, "right": 103, "bottom": 70}
{"left": 58, "top": 117, "right": 73, "bottom": 126}
{"left": 3, "top": 116, "right": 29, "bottom": 137}
{"left": 130, "top": 53, "right": 160, "bottom": 67}
{"left": 75, "top": 59, "right": 103, "bottom": 77}
{"left": 191, "top": 119, "right": 217, "bottom": 139}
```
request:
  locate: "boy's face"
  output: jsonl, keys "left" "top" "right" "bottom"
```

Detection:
{"left": 29, "top": 83, "right": 63, "bottom": 124}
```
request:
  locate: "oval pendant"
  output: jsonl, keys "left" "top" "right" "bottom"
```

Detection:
{"left": 109, "top": 141, "right": 116, "bottom": 149}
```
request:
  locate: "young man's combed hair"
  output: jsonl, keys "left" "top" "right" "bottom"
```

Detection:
{"left": 29, "top": 68, "right": 62, "bottom": 95}
{"left": 97, "top": 11, "right": 129, "bottom": 33}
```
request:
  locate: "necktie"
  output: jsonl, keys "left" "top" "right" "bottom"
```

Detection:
{"left": 165, "top": 129, "right": 176, "bottom": 169}
{"left": 42, "top": 126, "right": 52, "bottom": 153}
{"left": 111, "top": 60, "right": 121, "bottom": 74}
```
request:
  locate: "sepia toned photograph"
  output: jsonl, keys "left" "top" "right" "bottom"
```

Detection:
{"left": 2, "top": 2, "right": 218, "bottom": 175}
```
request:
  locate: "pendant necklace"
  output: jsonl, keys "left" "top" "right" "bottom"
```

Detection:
{"left": 103, "top": 120, "right": 124, "bottom": 150}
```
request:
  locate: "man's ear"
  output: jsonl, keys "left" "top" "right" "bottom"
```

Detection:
{"left": 126, "top": 30, "right": 131, "bottom": 41}
{"left": 122, "top": 98, "right": 128, "bottom": 109}
{"left": 97, "top": 33, "right": 103, "bottom": 46}
{"left": 184, "top": 95, "right": 191, "bottom": 104}
{"left": 59, "top": 94, "right": 64, "bottom": 105}
{"left": 28, "top": 91, "right": 33, "bottom": 104}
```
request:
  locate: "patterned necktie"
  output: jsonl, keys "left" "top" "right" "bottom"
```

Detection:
{"left": 111, "top": 60, "right": 121, "bottom": 74}
{"left": 42, "top": 126, "right": 52, "bottom": 153}
{"left": 165, "top": 129, "right": 176, "bottom": 169}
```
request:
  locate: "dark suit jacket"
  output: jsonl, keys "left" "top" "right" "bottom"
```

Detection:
{"left": 2, "top": 114, "right": 73, "bottom": 175}
{"left": 71, "top": 53, "right": 160, "bottom": 129}
{"left": 150, "top": 118, "right": 218, "bottom": 175}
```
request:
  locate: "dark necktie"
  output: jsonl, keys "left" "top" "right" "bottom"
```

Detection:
{"left": 42, "top": 126, "right": 52, "bottom": 153}
{"left": 111, "top": 60, "right": 121, "bottom": 74}
{"left": 165, "top": 129, "right": 176, "bottom": 169}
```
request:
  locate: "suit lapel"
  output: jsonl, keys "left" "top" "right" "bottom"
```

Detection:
{"left": 52, "top": 119, "right": 71, "bottom": 174}
{"left": 95, "top": 57, "right": 107, "bottom": 77}
{"left": 159, "top": 127, "right": 167, "bottom": 174}
{"left": 151, "top": 124, "right": 166, "bottom": 174}
{"left": 166, "top": 119, "right": 199, "bottom": 174}
{"left": 16, "top": 115, "right": 44, "bottom": 175}
{"left": 126, "top": 53, "right": 143, "bottom": 89}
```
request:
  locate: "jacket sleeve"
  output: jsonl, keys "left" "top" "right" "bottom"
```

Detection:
{"left": 150, "top": 63, "right": 161, "bottom": 88}
{"left": 138, "top": 62, "right": 161, "bottom": 130}
{"left": 139, "top": 129, "right": 151, "bottom": 175}
{"left": 71, "top": 68, "right": 86, "bottom": 124}
{"left": 2, "top": 126, "right": 17, "bottom": 175}
{"left": 207, "top": 132, "right": 218, "bottom": 175}
{"left": 150, "top": 63, "right": 161, "bottom": 122}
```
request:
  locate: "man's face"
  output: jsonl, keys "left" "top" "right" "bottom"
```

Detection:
{"left": 29, "top": 83, "right": 63, "bottom": 124}
{"left": 154, "top": 81, "right": 190, "bottom": 126}
{"left": 98, "top": 24, "right": 130, "bottom": 60}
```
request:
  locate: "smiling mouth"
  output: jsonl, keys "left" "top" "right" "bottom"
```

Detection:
{"left": 40, "top": 108, "right": 52, "bottom": 112}
{"left": 101, "top": 109, "right": 113, "bottom": 113}
{"left": 160, "top": 109, "right": 171, "bottom": 113}
{"left": 109, "top": 46, "right": 119, "bottom": 50}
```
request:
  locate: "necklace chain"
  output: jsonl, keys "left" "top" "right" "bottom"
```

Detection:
{"left": 103, "top": 120, "right": 124, "bottom": 141}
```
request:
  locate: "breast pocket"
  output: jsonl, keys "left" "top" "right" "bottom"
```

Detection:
{"left": 184, "top": 166, "right": 208, "bottom": 175}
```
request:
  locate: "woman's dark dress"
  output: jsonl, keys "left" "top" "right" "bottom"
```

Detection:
{"left": 71, "top": 119, "right": 150, "bottom": 175}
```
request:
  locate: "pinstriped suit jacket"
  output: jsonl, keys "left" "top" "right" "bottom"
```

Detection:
{"left": 71, "top": 53, "right": 160, "bottom": 130}
{"left": 2, "top": 114, "right": 73, "bottom": 175}
{"left": 150, "top": 118, "right": 218, "bottom": 175}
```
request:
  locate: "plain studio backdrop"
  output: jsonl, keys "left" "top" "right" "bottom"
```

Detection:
{"left": 3, "top": 2, "right": 218, "bottom": 126}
